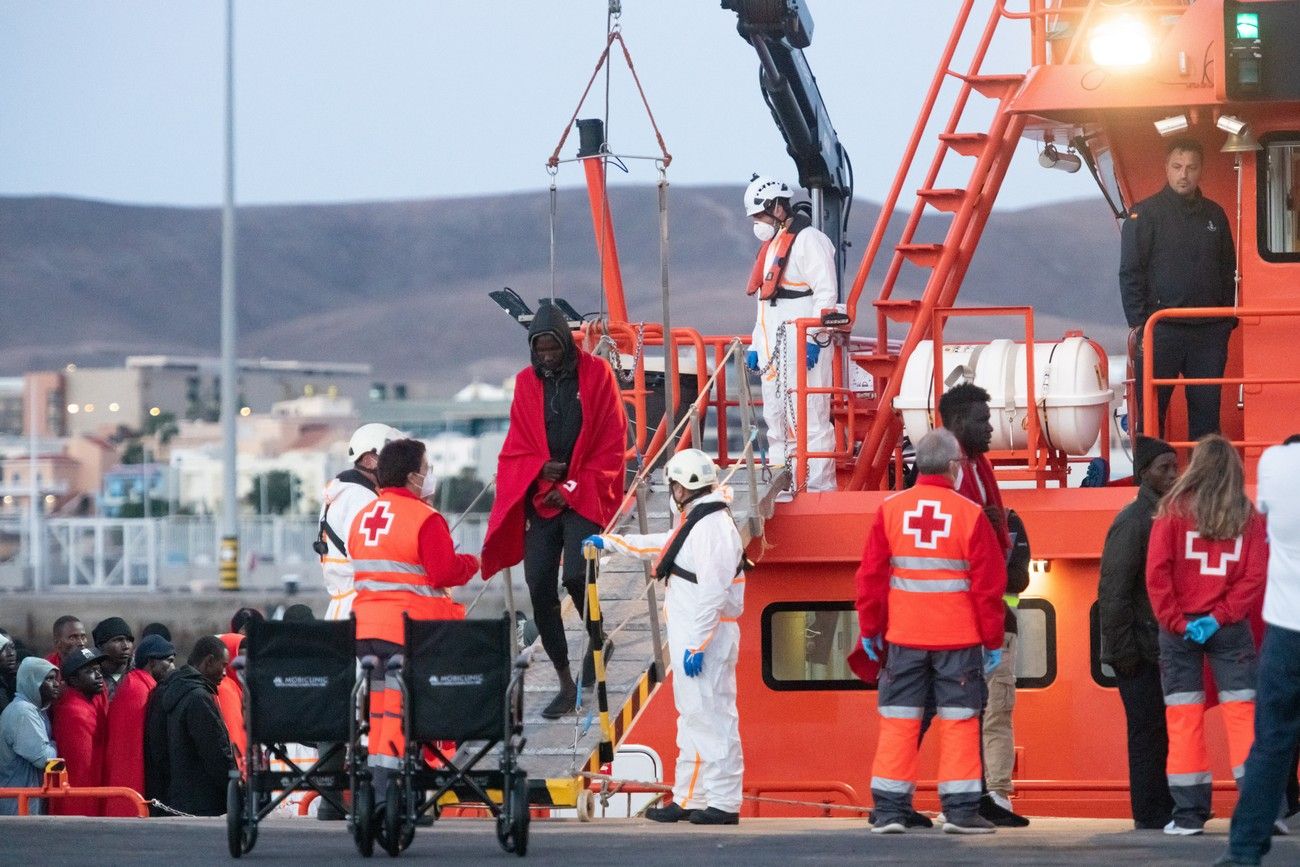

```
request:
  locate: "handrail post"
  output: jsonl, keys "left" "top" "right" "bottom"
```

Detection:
{"left": 634, "top": 482, "right": 667, "bottom": 681}
{"left": 735, "top": 342, "right": 763, "bottom": 538}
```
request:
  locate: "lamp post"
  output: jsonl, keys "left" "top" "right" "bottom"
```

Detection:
{"left": 219, "top": 0, "right": 240, "bottom": 590}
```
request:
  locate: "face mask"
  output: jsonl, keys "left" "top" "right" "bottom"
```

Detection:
{"left": 752, "top": 221, "right": 777, "bottom": 243}
{"left": 413, "top": 472, "right": 437, "bottom": 501}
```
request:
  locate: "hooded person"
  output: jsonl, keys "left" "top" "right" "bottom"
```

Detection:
{"left": 102, "top": 635, "right": 176, "bottom": 816}
{"left": 481, "top": 301, "right": 627, "bottom": 719}
{"left": 0, "top": 631, "right": 16, "bottom": 715}
{"left": 50, "top": 647, "right": 110, "bottom": 816}
{"left": 0, "top": 657, "right": 61, "bottom": 815}
{"left": 155, "top": 636, "right": 235, "bottom": 816}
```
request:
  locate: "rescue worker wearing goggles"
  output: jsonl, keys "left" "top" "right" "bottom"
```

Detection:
{"left": 855, "top": 428, "right": 1006, "bottom": 835}
{"left": 742, "top": 174, "right": 838, "bottom": 494}
{"left": 583, "top": 449, "right": 746, "bottom": 825}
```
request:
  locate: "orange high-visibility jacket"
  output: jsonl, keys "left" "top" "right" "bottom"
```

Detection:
{"left": 348, "top": 488, "right": 477, "bottom": 643}
{"left": 854, "top": 475, "right": 1006, "bottom": 650}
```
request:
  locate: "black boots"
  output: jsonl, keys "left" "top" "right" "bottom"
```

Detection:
{"left": 541, "top": 667, "right": 578, "bottom": 720}
{"left": 689, "top": 807, "right": 740, "bottom": 825}
{"left": 645, "top": 802, "right": 697, "bottom": 823}
{"left": 581, "top": 638, "right": 615, "bottom": 686}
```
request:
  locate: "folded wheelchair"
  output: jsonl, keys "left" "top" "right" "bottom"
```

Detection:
{"left": 379, "top": 614, "right": 531, "bottom": 857}
{"left": 226, "top": 618, "right": 379, "bottom": 858}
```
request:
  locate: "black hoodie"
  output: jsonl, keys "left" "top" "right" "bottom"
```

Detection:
{"left": 528, "top": 302, "right": 583, "bottom": 466}
{"left": 155, "top": 665, "right": 233, "bottom": 816}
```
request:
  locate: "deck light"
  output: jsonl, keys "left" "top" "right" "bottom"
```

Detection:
{"left": 1038, "top": 143, "right": 1082, "bottom": 173}
{"left": 1153, "top": 114, "right": 1190, "bottom": 137}
{"left": 1088, "top": 15, "right": 1152, "bottom": 68}
{"left": 1216, "top": 115, "right": 1248, "bottom": 136}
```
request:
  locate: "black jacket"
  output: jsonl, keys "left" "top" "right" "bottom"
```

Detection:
{"left": 155, "top": 666, "right": 234, "bottom": 816}
{"left": 1119, "top": 185, "right": 1235, "bottom": 329}
{"left": 1004, "top": 510, "right": 1031, "bottom": 634}
{"left": 528, "top": 302, "right": 583, "bottom": 465}
{"left": 1098, "top": 485, "right": 1163, "bottom": 666}
{"left": 143, "top": 670, "right": 172, "bottom": 810}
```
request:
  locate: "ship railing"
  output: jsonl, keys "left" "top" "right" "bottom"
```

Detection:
{"left": 1003, "top": 0, "right": 1195, "bottom": 68}
{"left": 1140, "top": 306, "right": 1300, "bottom": 453}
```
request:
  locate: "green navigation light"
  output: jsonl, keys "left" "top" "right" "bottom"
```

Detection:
{"left": 1236, "top": 12, "right": 1260, "bottom": 40}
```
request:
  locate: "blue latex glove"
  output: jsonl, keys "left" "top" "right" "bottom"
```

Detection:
{"left": 805, "top": 342, "right": 821, "bottom": 370}
{"left": 682, "top": 648, "right": 704, "bottom": 678}
{"left": 983, "top": 647, "right": 1003, "bottom": 674}
{"left": 860, "top": 634, "right": 882, "bottom": 662}
{"left": 582, "top": 534, "right": 605, "bottom": 550}
{"left": 1184, "top": 615, "right": 1221, "bottom": 645}
{"left": 745, "top": 350, "right": 759, "bottom": 372}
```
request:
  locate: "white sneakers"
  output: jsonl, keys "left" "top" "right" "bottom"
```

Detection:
{"left": 1164, "top": 820, "right": 1204, "bottom": 836}
{"left": 870, "top": 821, "right": 906, "bottom": 835}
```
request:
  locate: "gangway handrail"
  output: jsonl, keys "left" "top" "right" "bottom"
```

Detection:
{"left": 1140, "top": 306, "right": 1300, "bottom": 451}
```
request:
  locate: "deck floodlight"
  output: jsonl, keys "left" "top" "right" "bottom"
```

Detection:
{"left": 1088, "top": 15, "right": 1153, "bottom": 68}
{"left": 1039, "top": 143, "right": 1083, "bottom": 173}
{"left": 1154, "top": 114, "right": 1190, "bottom": 137}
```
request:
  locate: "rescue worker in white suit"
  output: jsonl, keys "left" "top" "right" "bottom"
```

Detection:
{"left": 584, "top": 449, "right": 746, "bottom": 825}
{"left": 316, "top": 423, "right": 403, "bottom": 620}
{"left": 743, "top": 174, "right": 838, "bottom": 493}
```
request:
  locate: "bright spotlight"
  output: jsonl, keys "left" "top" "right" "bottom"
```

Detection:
{"left": 1154, "top": 114, "right": 1190, "bottom": 137}
{"left": 1216, "top": 115, "right": 1248, "bottom": 136}
{"left": 1089, "top": 16, "right": 1153, "bottom": 68}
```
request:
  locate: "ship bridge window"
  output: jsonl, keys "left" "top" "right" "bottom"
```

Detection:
{"left": 1011, "top": 598, "right": 1057, "bottom": 690}
{"left": 1259, "top": 136, "right": 1300, "bottom": 261}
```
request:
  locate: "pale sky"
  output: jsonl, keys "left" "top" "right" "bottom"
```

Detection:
{"left": 0, "top": 1, "right": 1099, "bottom": 209}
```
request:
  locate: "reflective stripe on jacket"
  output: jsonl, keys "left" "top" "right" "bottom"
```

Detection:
{"left": 349, "top": 492, "right": 462, "bottom": 642}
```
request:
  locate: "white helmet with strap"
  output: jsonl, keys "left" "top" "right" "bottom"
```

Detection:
{"left": 664, "top": 448, "right": 719, "bottom": 491}
{"left": 347, "top": 423, "right": 403, "bottom": 461}
{"left": 743, "top": 173, "right": 794, "bottom": 217}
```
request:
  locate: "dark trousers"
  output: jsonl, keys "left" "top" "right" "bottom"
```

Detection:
{"left": 1134, "top": 322, "right": 1230, "bottom": 441}
{"left": 1229, "top": 625, "right": 1300, "bottom": 863}
{"left": 1115, "top": 658, "right": 1175, "bottom": 826}
{"left": 523, "top": 508, "right": 602, "bottom": 674}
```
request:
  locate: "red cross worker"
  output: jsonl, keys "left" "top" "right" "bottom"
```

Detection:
{"left": 852, "top": 429, "right": 1006, "bottom": 834}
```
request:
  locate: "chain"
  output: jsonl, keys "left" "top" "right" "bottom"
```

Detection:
{"left": 148, "top": 798, "right": 198, "bottom": 818}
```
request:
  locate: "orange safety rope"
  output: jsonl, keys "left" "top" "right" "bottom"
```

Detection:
{"left": 545, "top": 30, "right": 672, "bottom": 169}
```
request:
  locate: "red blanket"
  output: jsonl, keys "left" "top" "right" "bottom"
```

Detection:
{"left": 481, "top": 350, "right": 626, "bottom": 578}
{"left": 102, "top": 668, "right": 156, "bottom": 815}
{"left": 50, "top": 687, "right": 108, "bottom": 816}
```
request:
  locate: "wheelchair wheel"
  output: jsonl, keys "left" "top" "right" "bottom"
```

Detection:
{"left": 382, "top": 779, "right": 414, "bottom": 857}
{"left": 353, "top": 781, "right": 375, "bottom": 858}
{"left": 496, "top": 772, "right": 530, "bottom": 857}
{"left": 226, "top": 779, "right": 255, "bottom": 857}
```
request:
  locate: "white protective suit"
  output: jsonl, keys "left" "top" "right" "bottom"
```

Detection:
{"left": 317, "top": 469, "right": 378, "bottom": 620}
{"left": 602, "top": 489, "right": 745, "bottom": 813}
{"left": 750, "top": 222, "right": 838, "bottom": 492}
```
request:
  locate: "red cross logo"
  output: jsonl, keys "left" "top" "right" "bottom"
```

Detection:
{"left": 902, "top": 500, "right": 952, "bottom": 549}
{"left": 359, "top": 502, "right": 394, "bottom": 547}
{"left": 1185, "top": 532, "right": 1242, "bottom": 577}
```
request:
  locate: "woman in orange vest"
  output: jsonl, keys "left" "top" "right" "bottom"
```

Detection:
{"left": 348, "top": 438, "right": 480, "bottom": 795}
{"left": 1146, "top": 435, "right": 1268, "bottom": 836}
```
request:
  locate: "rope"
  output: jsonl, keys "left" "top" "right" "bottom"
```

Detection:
{"left": 578, "top": 772, "right": 876, "bottom": 816}
{"left": 544, "top": 31, "right": 672, "bottom": 170}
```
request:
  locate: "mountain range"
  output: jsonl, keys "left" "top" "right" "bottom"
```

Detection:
{"left": 0, "top": 187, "right": 1127, "bottom": 393}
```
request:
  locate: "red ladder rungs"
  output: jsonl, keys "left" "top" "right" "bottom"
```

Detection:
{"left": 873, "top": 298, "right": 923, "bottom": 323}
{"left": 938, "top": 132, "right": 989, "bottom": 157}
{"left": 895, "top": 243, "right": 945, "bottom": 268}
{"left": 916, "top": 188, "right": 966, "bottom": 213}
{"left": 963, "top": 73, "right": 1025, "bottom": 99}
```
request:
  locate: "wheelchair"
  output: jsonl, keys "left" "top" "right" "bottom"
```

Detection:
{"left": 379, "top": 614, "right": 531, "bottom": 857}
{"left": 226, "top": 618, "right": 378, "bottom": 858}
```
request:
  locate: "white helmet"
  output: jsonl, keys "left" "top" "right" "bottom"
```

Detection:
{"left": 664, "top": 448, "right": 719, "bottom": 491}
{"left": 743, "top": 173, "right": 794, "bottom": 217}
{"left": 348, "top": 423, "right": 403, "bottom": 461}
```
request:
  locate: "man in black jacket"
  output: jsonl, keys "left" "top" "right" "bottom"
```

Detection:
{"left": 1119, "top": 138, "right": 1236, "bottom": 441}
{"left": 153, "top": 635, "right": 234, "bottom": 816}
{"left": 1099, "top": 436, "right": 1179, "bottom": 828}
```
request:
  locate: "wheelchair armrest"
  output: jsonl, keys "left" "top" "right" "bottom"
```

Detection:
{"left": 386, "top": 653, "right": 405, "bottom": 673}
{"left": 359, "top": 654, "right": 379, "bottom": 673}
{"left": 513, "top": 649, "right": 532, "bottom": 670}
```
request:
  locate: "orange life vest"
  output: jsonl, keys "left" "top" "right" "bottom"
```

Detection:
{"left": 746, "top": 212, "right": 813, "bottom": 305}
{"left": 348, "top": 492, "right": 464, "bottom": 643}
{"left": 879, "top": 485, "right": 986, "bottom": 648}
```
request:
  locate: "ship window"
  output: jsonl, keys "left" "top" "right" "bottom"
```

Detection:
{"left": 1089, "top": 601, "right": 1119, "bottom": 688}
{"left": 761, "top": 602, "right": 871, "bottom": 691}
{"left": 1259, "top": 136, "right": 1300, "bottom": 262}
{"left": 1011, "top": 598, "right": 1057, "bottom": 690}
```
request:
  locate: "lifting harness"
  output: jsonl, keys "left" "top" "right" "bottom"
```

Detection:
{"left": 652, "top": 500, "right": 751, "bottom": 583}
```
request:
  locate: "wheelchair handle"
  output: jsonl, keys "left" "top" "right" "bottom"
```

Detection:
{"left": 232, "top": 655, "right": 247, "bottom": 673}
{"left": 386, "top": 654, "right": 405, "bottom": 673}
{"left": 359, "top": 655, "right": 379, "bottom": 672}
